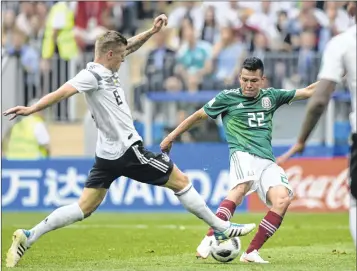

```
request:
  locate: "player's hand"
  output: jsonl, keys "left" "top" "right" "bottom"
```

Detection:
{"left": 151, "top": 14, "right": 168, "bottom": 34}
{"left": 276, "top": 142, "right": 305, "bottom": 165}
{"left": 3, "top": 106, "right": 33, "bottom": 120}
{"left": 160, "top": 136, "right": 173, "bottom": 154}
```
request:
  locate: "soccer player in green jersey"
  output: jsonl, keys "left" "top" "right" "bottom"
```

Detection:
{"left": 160, "top": 57, "right": 319, "bottom": 263}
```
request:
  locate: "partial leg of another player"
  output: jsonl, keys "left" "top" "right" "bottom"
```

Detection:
{"left": 240, "top": 165, "right": 293, "bottom": 264}
{"left": 349, "top": 133, "right": 357, "bottom": 247}
{"left": 196, "top": 182, "right": 252, "bottom": 259}
{"left": 164, "top": 165, "right": 256, "bottom": 241}
{"left": 6, "top": 187, "right": 107, "bottom": 267}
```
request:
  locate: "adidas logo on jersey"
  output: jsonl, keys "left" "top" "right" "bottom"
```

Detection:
{"left": 237, "top": 103, "right": 244, "bottom": 108}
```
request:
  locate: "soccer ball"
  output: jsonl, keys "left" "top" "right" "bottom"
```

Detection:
{"left": 211, "top": 237, "right": 241, "bottom": 263}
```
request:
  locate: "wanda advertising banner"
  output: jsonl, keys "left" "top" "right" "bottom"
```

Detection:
{"left": 1, "top": 144, "right": 350, "bottom": 213}
{"left": 248, "top": 158, "right": 350, "bottom": 212}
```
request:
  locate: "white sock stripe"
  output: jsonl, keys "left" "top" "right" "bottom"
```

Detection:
{"left": 217, "top": 207, "right": 232, "bottom": 219}
{"left": 134, "top": 146, "right": 169, "bottom": 171}
{"left": 217, "top": 209, "right": 231, "bottom": 220}
{"left": 132, "top": 146, "right": 168, "bottom": 173}
{"left": 262, "top": 219, "right": 278, "bottom": 231}
{"left": 261, "top": 220, "right": 276, "bottom": 233}
{"left": 260, "top": 223, "right": 274, "bottom": 236}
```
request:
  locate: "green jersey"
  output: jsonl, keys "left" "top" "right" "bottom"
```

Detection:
{"left": 203, "top": 88, "right": 296, "bottom": 161}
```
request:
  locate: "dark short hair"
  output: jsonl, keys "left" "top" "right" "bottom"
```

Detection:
{"left": 242, "top": 57, "right": 264, "bottom": 75}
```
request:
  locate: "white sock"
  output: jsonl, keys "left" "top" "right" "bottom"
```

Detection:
{"left": 27, "top": 202, "right": 84, "bottom": 246}
{"left": 175, "top": 183, "right": 229, "bottom": 232}
{"left": 349, "top": 196, "right": 356, "bottom": 247}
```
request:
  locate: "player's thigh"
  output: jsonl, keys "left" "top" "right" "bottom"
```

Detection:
{"left": 258, "top": 163, "right": 294, "bottom": 207}
{"left": 122, "top": 142, "right": 174, "bottom": 187}
{"left": 350, "top": 133, "right": 357, "bottom": 200}
{"left": 85, "top": 156, "right": 118, "bottom": 189}
{"left": 229, "top": 151, "right": 256, "bottom": 193}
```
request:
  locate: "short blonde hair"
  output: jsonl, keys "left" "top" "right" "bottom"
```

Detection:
{"left": 95, "top": 30, "right": 127, "bottom": 57}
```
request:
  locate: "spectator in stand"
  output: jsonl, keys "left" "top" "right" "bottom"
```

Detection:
{"left": 204, "top": 23, "right": 247, "bottom": 89}
{"left": 74, "top": 1, "right": 109, "bottom": 52}
{"left": 6, "top": 28, "right": 40, "bottom": 105}
{"left": 42, "top": 1, "right": 78, "bottom": 120}
{"left": 175, "top": 19, "right": 212, "bottom": 92}
{"left": 134, "top": 29, "right": 182, "bottom": 112}
{"left": 15, "top": 2, "right": 35, "bottom": 37}
{"left": 324, "top": 1, "right": 352, "bottom": 37}
{"left": 246, "top": 1, "right": 280, "bottom": 49}
{"left": 200, "top": 5, "right": 220, "bottom": 44}
{"left": 2, "top": 9, "right": 16, "bottom": 50}
{"left": 167, "top": 1, "right": 204, "bottom": 35}
{"left": 296, "top": 30, "right": 318, "bottom": 85}
{"left": 250, "top": 32, "right": 270, "bottom": 62}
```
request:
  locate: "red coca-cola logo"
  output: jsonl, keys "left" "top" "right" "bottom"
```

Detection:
{"left": 248, "top": 158, "right": 350, "bottom": 212}
{"left": 287, "top": 166, "right": 350, "bottom": 211}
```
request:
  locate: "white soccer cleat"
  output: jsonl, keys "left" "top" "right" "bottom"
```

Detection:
{"left": 214, "top": 223, "right": 256, "bottom": 241}
{"left": 196, "top": 235, "right": 215, "bottom": 259}
{"left": 6, "top": 229, "right": 30, "bottom": 268}
{"left": 240, "top": 249, "right": 269, "bottom": 263}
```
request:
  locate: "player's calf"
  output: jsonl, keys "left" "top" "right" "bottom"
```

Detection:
{"left": 206, "top": 183, "right": 250, "bottom": 236}
{"left": 244, "top": 186, "right": 291, "bottom": 257}
{"left": 269, "top": 185, "right": 292, "bottom": 216}
{"left": 165, "top": 165, "right": 256, "bottom": 240}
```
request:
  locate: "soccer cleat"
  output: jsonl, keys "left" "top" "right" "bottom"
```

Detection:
{"left": 240, "top": 249, "right": 269, "bottom": 263}
{"left": 6, "top": 229, "right": 30, "bottom": 268}
{"left": 196, "top": 235, "right": 215, "bottom": 259}
{"left": 214, "top": 223, "right": 256, "bottom": 241}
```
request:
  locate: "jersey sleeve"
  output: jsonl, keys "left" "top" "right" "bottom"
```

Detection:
{"left": 203, "top": 91, "right": 229, "bottom": 119}
{"left": 67, "top": 69, "right": 98, "bottom": 93}
{"left": 271, "top": 88, "right": 297, "bottom": 107}
{"left": 317, "top": 37, "right": 345, "bottom": 84}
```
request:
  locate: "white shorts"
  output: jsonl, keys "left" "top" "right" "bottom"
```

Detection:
{"left": 229, "top": 151, "right": 294, "bottom": 207}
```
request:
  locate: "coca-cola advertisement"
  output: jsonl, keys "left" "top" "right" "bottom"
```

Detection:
{"left": 248, "top": 158, "right": 350, "bottom": 212}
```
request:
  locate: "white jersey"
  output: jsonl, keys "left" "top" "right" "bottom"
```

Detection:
{"left": 67, "top": 62, "right": 142, "bottom": 160}
{"left": 318, "top": 24, "right": 356, "bottom": 133}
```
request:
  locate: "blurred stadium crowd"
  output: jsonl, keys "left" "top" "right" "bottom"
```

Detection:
{"left": 1, "top": 1, "right": 354, "bottom": 148}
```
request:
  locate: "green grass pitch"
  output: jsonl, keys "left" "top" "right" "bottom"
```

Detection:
{"left": 2, "top": 212, "right": 356, "bottom": 271}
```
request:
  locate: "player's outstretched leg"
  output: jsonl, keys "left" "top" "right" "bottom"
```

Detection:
{"left": 6, "top": 188, "right": 107, "bottom": 268}
{"left": 240, "top": 185, "right": 291, "bottom": 264}
{"left": 196, "top": 183, "right": 251, "bottom": 259}
{"left": 165, "top": 165, "right": 256, "bottom": 242}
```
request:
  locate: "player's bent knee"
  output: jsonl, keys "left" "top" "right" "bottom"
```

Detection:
{"left": 269, "top": 185, "right": 292, "bottom": 209}
{"left": 227, "top": 183, "right": 251, "bottom": 206}
{"left": 273, "top": 195, "right": 291, "bottom": 209}
{"left": 164, "top": 165, "right": 189, "bottom": 192}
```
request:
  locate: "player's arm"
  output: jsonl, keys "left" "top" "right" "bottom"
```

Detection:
{"left": 160, "top": 109, "right": 209, "bottom": 153}
{"left": 292, "top": 81, "right": 320, "bottom": 101}
{"left": 3, "top": 84, "right": 78, "bottom": 120}
{"left": 124, "top": 14, "right": 168, "bottom": 57}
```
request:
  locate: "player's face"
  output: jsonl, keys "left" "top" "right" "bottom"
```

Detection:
{"left": 239, "top": 69, "right": 264, "bottom": 98}
{"left": 107, "top": 44, "right": 127, "bottom": 71}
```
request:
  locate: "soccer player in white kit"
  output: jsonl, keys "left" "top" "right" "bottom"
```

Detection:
{"left": 277, "top": 2, "right": 356, "bottom": 248}
{"left": 3, "top": 15, "right": 255, "bottom": 268}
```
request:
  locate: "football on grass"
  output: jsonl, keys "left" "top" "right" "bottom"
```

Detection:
{"left": 211, "top": 237, "right": 241, "bottom": 263}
